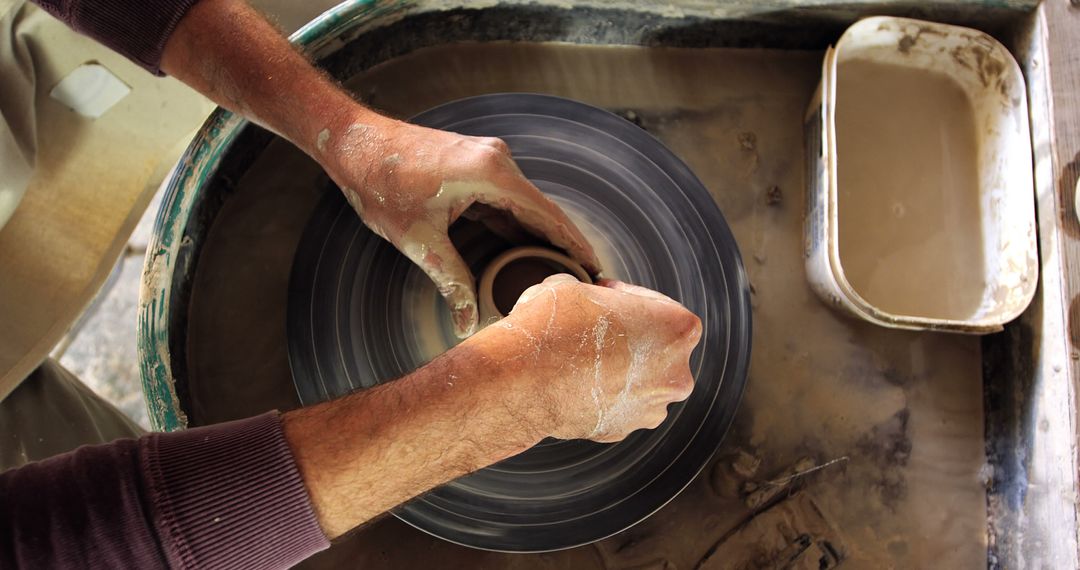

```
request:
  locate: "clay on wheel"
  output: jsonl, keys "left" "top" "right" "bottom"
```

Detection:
{"left": 286, "top": 93, "right": 752, "bottom": 552}
{"left": 477, "top": 245, "right": 591, "bottom": 325}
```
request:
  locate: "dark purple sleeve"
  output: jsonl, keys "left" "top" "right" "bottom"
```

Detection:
{"left": 30, "top": 0, "right": 203, "bottom": 75}
{"left": 0, "top": 412, "right": 330, "bottom": 569}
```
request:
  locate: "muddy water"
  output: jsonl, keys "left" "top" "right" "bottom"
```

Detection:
{"left": 186, "top": 43, "right": 986, "bottom": 568}
{"left": 836, "top": 60, "right": 985, "bottom": 320}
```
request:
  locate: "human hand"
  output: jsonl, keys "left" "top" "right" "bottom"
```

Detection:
{"left": 480, "top": 275, "right": 701, "bottom": 443}
{"left": 283, "top": 275, "right": 699, "bottom": 537}
{"left": 161, "top": 0, "right": 598, "bottom": 337}
{"left": 322, "top": 116, "right": 601, "bottom": 338}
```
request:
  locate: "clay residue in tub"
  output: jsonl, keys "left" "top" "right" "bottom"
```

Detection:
{"left": 894, "top": 24, "right": 946, "bottom": 55}
{"left": 835, "top": 60, "right": 985, "bottom": 320}
{"left": 898, "top": 35, "right": 917, "bottom": 55}
{"left": 951, "top": 42, "right": 1010, "bottom": 100}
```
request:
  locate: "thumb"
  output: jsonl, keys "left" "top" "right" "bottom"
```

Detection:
{"left": 397, "top": 230, "right": 478, "bottom": 338}
{"left": 512, "top": 274, "right": 576, "bottom": 309}
{"left": 599, "top": 279, "right": 682, "bottom": 306}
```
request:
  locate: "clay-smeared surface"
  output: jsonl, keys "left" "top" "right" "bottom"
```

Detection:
{"left": 187, "top": 43, "right": 986, "bottom": 568}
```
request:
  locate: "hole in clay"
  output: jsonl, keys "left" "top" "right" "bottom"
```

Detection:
{"left": 491, "top": 257, "right": 575, "bottom": 316}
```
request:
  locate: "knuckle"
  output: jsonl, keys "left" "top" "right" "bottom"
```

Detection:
{"left": 543, "top": 273, "right": 580, "bottom": 287}
{"left": 480, "top": 145, "right": 503, "bottom": 162}
{"left": 679, "top": 312, "right": 703, "bottom": 343}
{"left": 673, "top": 371, "right": 695, "bottom": 400}
{"left": 599, "top": 432, "right": 629, "bottom": 444}
{"left": 469, "top": 144, "right": 506, "bottom": 169}
{"left": 514, "top": 283, "right": 549, "bottom": 307}
{"left": 479, "top": 137, "right": 511, "bottom": 155}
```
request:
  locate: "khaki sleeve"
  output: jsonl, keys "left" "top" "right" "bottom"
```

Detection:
{"left": 0, "top": 1, "right": 36, "bottom": 230}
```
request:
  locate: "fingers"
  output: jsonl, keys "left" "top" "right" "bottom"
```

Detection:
{"left": 591, "top": 405, "right": 675, "bottom": 443}
{"left": 599, "top": 279, "right": 701, "bottom": 346}
{"left": 595, "top": 370, "right": 694, "bottom": 443}
{"left": 513, "top": 283, "right": 547, "bottom": 309}
{"left": 474, "top": 175, "right": 603, "bottom": 276}
{"left": 396, "top": 228, "right": 479, "bottom": 338}
{"left": 598, "top": 279, "right": 681, "bottom": 305}
{"left": 512, "top": 274, "right": 578, "bottom": 310}
{"left": 473, "top": 136, "right": 512, "bottom": 156}
{"left": 463, "top": 203, "right": 535, "bottom": 244}
{"left": 459, "top": 137, "right": 602, "bottom": 274}
{"left": 543, "top": 273, "right": 579, "bottom": 285}
{"left": 668, "top": 368, "right": 696, "bottom": 402}
{"left": 648, "top": 303, "right": 703, "bottom": 347}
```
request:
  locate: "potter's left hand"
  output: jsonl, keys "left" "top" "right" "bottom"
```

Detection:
{"left": 321, "top": 116, "right": 601, "bottom": 338}
{"left": 159, "top": 0, "right": 597, "bottom": 339}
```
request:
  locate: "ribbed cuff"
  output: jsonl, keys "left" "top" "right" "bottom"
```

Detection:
{"left": 141, "top": 412, "right": 329, "bottom": 570}
{"left": 59, "top": 0, "right": 204, "bottom": 75}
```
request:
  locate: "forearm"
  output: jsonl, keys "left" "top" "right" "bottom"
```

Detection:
{"left": 160, "top": 0, "right": 385, "bottom": 162}
{"left": 282, "top": 329, "right": 547, "bottom": 539}
{"left": 32, "top": 0, "right": 369, "bottom": 155}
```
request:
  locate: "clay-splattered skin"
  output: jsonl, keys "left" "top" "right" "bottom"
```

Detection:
{"left": 320, "top": 119, "right": 602, "bottom": 337}
{"left": 146, "top": 0, "right": 708, "bottom": 547}
{"left": 160, "top": 0, "right": 694, "bottom": 445}
{"left": 284, "top": 273, "right": 701, "bottom": 538}
{"left": 500, "top": 275, "right": 699, "bottom": 442}
{"left": 161, "top": 0, "right": 598, "bottom": 338}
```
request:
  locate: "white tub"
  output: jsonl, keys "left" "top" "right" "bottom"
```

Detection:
{"left": 804, "top": 16, "right": 1037, "bottom": 334}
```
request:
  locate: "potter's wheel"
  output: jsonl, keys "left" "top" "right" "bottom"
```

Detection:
{"left": 287, "top": 94, "right": 751, "bottom": 552}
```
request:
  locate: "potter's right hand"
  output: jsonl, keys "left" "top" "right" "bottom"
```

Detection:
{"left": 319, "top": 115, "right": 601, "bottom": 339}
{"left": 282, "top": 274, "right": 700, "bottom": 538}
{"left": 477, "top": 275, "right": 701, "bottom": 443}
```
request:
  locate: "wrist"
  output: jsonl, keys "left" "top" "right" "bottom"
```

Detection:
{"left": 458, "top": 318, "right": 561, "bottom": 445}
{"left": 313, "top": 104, "right": 401, "bottom": 176}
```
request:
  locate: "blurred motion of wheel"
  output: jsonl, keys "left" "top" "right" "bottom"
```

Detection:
{"left": 287, "top": 93, "right": 752, "bottom": 552}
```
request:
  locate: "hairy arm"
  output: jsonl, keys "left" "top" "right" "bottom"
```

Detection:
{"left": 282, "top": 275, "right": 700, "bottom": 539}
{"left": 160, "top": 0, "right": 378, "bottom": 160}
{"left": 5, "top": 2, "right": 696, "bottom": 565}
{"left": 160, "top": 0, "right": 693, "bottom": 540}
{"left": 162, "top": 0, "right": 600, "bottom": 337}
{"left": 163, "top": 5, "right": 561, "bottom": 533}
{"left": 282, "top": 329, "right": 547, "bottom": 538}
